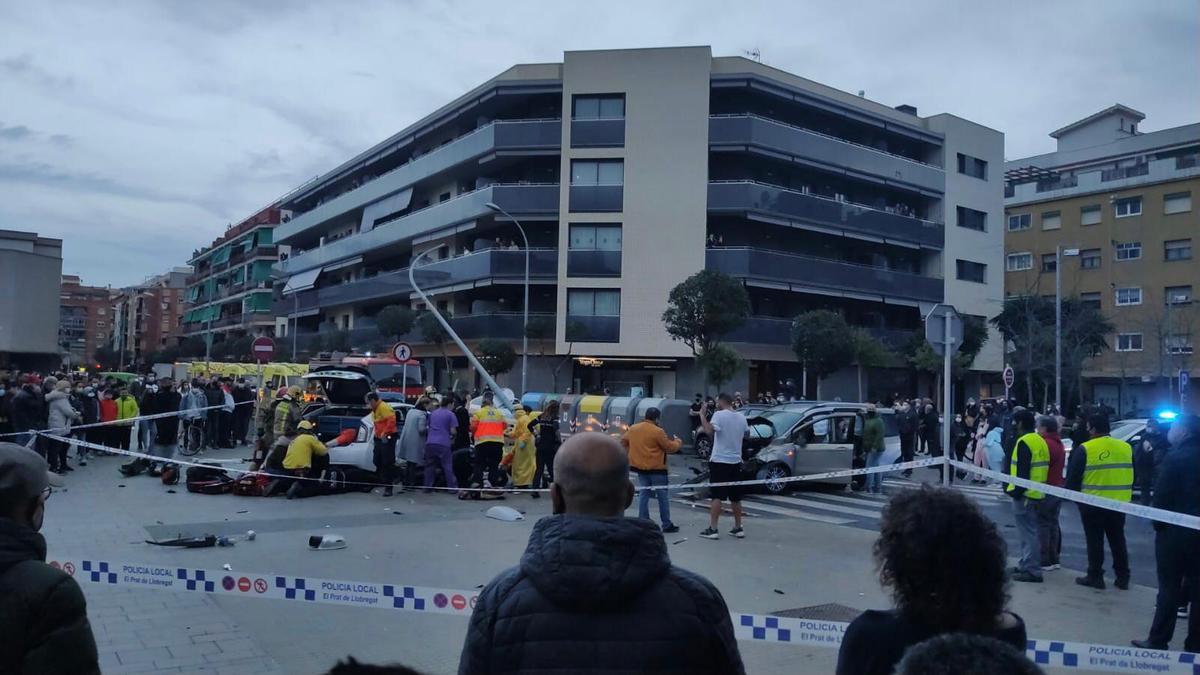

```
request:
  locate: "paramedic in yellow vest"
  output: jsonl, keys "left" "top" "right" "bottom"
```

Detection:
{"left": 469, "top": 391, "right": 508, "bottom": 489}
{"left": 1065, "top": 412, "right": 1133, "bottom": 590}
{"left": 1005, "top": 409, "right": 1051, "bottom": 583}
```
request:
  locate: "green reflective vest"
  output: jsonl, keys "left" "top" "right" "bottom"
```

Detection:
{"left": 1006, "top": 431, "right": 1050, "bottom": 500}
{"left": 1081, "top": 435, "right": 1134, "bottom": 503}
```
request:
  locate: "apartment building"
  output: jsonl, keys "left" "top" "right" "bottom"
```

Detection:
{"left": 58, "top": 275, "right": 113, "bottom": 367}
{"left": 181, "top": 205, "right": 286, "bottom": 345}
{"left": 1005, "top": 105, "right": 1199, "bottom": 413}
{"left": 272, "top": 46, "right": 1004, "bottom": 399}
{"left": 0, "top": 229, "right": 62, "bottom": 371}
{"left": 111, "top": 268, "right": 190, "bottom": 369}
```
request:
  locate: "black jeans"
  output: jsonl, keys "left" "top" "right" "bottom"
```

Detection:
{"left": 1079, "top": 504, "right": 1130, "bottom": 581}
{"left": 47, "top": 437, "right": 70, "bottom": 470}
{"left": 1033, "top": 495, "right": 1063, "bottom": 566}
{"left": 899, "top": 432, "right": 914, "bottom": 462}
{"left": 470, "top": 441, "right": 504, "bottom": 487}
{"left": 1135, "top": 455, "right": 1156, "bottom": 506}
{"left": 373, "top": 436, "right": 396, "bottom": 487}
{"left": 533, "top": 445, "right": 557, "bottom": 490}
{"left": 1147, "top": 529, "right": 1200, "bottom": 650}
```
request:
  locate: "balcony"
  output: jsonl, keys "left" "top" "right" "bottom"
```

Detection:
{"left": 568, "top": 184, "right": 623, "bottom": 212}
{"left": 275, "top": 119, "right": 562, "bottom": 244}
{"left": 566, "top": 250, "right": 622, "bottom": 277}
{"left": 706, "top": 247, "right": 942, "bottom": 304}
{"left": 279, "top": 248, "right": 559, "bottom": 315}
{"left": 707, "top": 181, "right": 944, "bottom": 249}
{"left": 277, "top": 183, "right": 561, "bottom": 276}
{"left": 570, "top": 119, "right": 625, "bottom": 148}
{"left": 709, "top": 115, "right": 944, "bottom": 195}
{"left": 724, "top": 316, "right": 916, "bottom": 348}
{"left": 566, "top": 315, "right": 620, "bottom": 343}
{"left": 294, "top": 312, "right": 558, "bottom": 350}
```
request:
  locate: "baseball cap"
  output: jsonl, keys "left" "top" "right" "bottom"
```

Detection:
{"left": 0, "top": 443, "right": 63, "bottom": 515}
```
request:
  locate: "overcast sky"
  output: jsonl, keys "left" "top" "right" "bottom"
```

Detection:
{"left": 2, "top": 0, "right": 1196, "bottom": 287}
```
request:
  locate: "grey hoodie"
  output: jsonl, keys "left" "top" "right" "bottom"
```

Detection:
{"left": 45, "top": 390, "right": 81, "bottom": 434}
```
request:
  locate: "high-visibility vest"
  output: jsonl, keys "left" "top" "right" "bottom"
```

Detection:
{"left": 1006, "top": 431, "right": 1050, "bottom": 500}
{"left": 1081, "top": 435, "right": 1134, "bottom": 503}
{"left": 473, "top": 407, "right": 507, "bottom": 444}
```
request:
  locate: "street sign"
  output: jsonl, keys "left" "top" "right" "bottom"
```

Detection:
{"left": 1181, "top": 370, "right": 1190, "bottom": 408}
{"left": 1003, "top": 366, "right": 1015, "bottom": 389}
{"left": 391, "top": 342, "right": 413, "bottom": 362}
{"left": 251, "top": 336, "right": 275, "bottom": 364}
{"left": 924, "top": 304, "right": 963, "bottom": 357}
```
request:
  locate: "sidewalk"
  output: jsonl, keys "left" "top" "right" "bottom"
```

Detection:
{"left": 41, "top": 449, "right": 1169, "bottom": 674}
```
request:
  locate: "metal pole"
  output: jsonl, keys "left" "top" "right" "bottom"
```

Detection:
{"left": 1054, "top": 245, "right": 1062, "bottom": 411}
{"left": 409, "top": 250, "right": 517, "bottom": 414}
{"left": 291, "top": 293, "right": 298, "bottom": 362}
{"left": 205, "top": 315, "right": 212, "bottom": 363}
{"left": 488, "top": 203, "right": 530, "bottom": 395}
{"left": 942, "top": 311, "right": 952, "bottom": 487}
{"left": 1166, "top": 298, "right": 1174, "bottom": 399}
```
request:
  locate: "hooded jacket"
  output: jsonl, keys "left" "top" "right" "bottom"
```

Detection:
{"left": 0, "top": 518, "right": 99, "bottom": 674}
{"left": 45, "top": 390, "right": 80, "bottom": 434}
{"left": 459, "top": 515, "right": 744, "bottom": 675}
{"left": 11, "top": 385, "right": 45, "bottom": 433}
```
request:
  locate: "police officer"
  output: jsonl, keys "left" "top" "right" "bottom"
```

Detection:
{"left": 1066, "top": 413, "right": 1133, "bottom": 590}
{"left": 1006, "top": 409, "right": 1051, "bottom": 583}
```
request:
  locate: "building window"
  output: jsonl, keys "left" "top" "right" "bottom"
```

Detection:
{"left": 572, "top": 94, "right": 625, "bottom": 120}
{"left": 956, "top": 153, "right": 988, "bottom": 180}
{"left": 567, "top": 224, "right": 622, "bottom": 277}
{"left": 568, "top": 289, "right": 620, "bottom": 316}
{"left": 1166, "top": 336, "right": 1195, "bottom": 355}
{"left": 1041, "top": 210, "right": 1061, "bottom": 230}
{"left": 1006, "top": 214, "right": 1031, "bottom": 231}
{"left": 97, "top": 307, "right": 106, "bottom": 316}
{"left": 96, "top": 320, "right": 106, "bottom": 328}
{"left": 955, "top": 206, "right": 987, "bottom": 231}
{"left": 1114, "top": 196, "right": 1142, "bottom": 218}
{"left": 1114, "top": 241, "right": 1142, "bottom": 261}
{"left": 1164, "top": 191, "right": 1192, "bottom": 215}
{"left": 1114, "top": 287, "right": 1142, "bottom": 306}
{"left": 955, "top": 259, "right": 987, "bottom": 283}
{"left": 1041, "top": 253, "right": 1057, "bottom": 272}
{"left": 569, "top": 224, "right": 622, "bottom": 251}
{"left": 439, "top": 192, "right": 451, "bottom": 202}
{"left": 570, "top": 159, "right": 624, "bottom": 186}
{"left": 1165, "top": 285, "right": 1193, "bottom": 305}
{"left": 1006, "top": 252, "right": 1032, "bottom": 271}
{"left": 1080, "top": 204, "right": 1102, "bottom": 226}
{"left": 1080, "top": 249, "right": 1102, "bottom": 269}
{"left": 1080, "top": 292, "right": 1101, "bottom": 309}
{"left": 1116, "top": 333, "right": 1143, "bottom": 352}
{"left": 1165, "top": 239, "right": 1193, "bottom": 261}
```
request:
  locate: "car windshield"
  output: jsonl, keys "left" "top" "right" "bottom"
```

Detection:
{"left": 1109, "top": 421, "right": 1143, "bottom": 441}
{"left": 759, "top": 410, "right": 805, "bottom": 438}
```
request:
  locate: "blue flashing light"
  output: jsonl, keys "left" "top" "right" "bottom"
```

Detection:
{"left": 1156, "top": 410, "right": 1178, "bottom": 421}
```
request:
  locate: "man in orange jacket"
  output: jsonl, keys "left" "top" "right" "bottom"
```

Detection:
{"left": 622, "top": 407, "right": 682, "bottom": 533}
{"left": 366, "top": 392, "right": 398, "bottom": 497}
{"left": 469, "top": 391, "right": 507, "bottom": 490}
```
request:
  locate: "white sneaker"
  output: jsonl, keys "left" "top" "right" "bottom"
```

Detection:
{"left": 1041, "top": 564, "right": 1061, "bottom": 571}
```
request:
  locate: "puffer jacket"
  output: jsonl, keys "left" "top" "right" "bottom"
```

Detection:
{"left": 0, "top": 518, "right": 99, "bottom": 674}
{"left": 45, "top": 391, "right": 80, "bottom": 434}
{"left": 11, "top": 386, "right": 44, "bottom": 433}
{"left": 459, "top": 515, "right": 744, "bottom": 674}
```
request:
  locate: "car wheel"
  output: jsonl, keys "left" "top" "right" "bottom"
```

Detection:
{"left": 756, "top": 463, "right": 791, "bottom": 495}
{"left": 695, "top": 436, "right": 712, "bottom": 460}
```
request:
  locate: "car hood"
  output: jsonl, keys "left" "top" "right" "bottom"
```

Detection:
{"left": 303, "top": 367, "right": 372, "bottom": 405}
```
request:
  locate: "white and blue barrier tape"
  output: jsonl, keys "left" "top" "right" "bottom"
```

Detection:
{"left": 0, "top": 397, "right": 260, "bottom": 438}
{"left": 48, "top": 554, "right": 1199, "bottom": 673}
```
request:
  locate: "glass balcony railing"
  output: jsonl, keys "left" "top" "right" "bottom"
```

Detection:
{"left": 707, "top": 181, "right": 944, "bottom": 249}
{"left": 293, "top": 313, "right": 558, "bottom": 350}
{"left": 568, "top": 184, "right": 623, "bottom": 212}
{"left": 709, "top": 115, "right": 944, "bottom": 193}
{"left": 570, "top": 118, "right": 625, "bottom": 148}
{"left": 724, "top": 316, "right": 916, "bottom": 348}
{"left": 566, "top": 315, "right": 620, "bottom": 343}
{"left": 706, "top": 247, "right": 943, "bottom": 304}
{"left": 566, "top": 250, "right": 622, "bottom": 277}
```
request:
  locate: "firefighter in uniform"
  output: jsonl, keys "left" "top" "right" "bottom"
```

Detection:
{"left": 1006, "top": 409, "right": 1051, "bottom": 583}
{"left": 469, "top": 391, "right": 508, "bottom": 491}
{"left": 1066, "top": 412, "right": 1134, "bottom": 590}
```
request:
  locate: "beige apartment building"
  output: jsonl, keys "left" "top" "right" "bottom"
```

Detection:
{"left": 1005, "top": 105, "right": 1199, "bottom": 413}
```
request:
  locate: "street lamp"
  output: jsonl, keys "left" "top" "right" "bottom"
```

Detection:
{"left": 1165, "top": 293, "right": 1188, "bottom": 399}
{"left": 1054, "top": 245, "right": 1080, "bottom": 411}
{"left": 484, "top": 201, "right": 530, "bottom": 396}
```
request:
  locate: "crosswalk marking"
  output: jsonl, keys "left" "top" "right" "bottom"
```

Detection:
{"left": 749, "top": 494, "right": 883, "bottom": 519}
{"left": 673, "top": 498, "right": 854, "bottom": 525}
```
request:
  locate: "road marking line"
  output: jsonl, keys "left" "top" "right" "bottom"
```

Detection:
{"left": 749, "top": 494, "right": 882, "bottom": 519}
{"left": 675, "top": 499, "right": 853, "bottom": 525}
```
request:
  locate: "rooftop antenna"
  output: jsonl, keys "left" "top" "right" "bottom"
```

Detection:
{"left": 743, "top": 47, "right": 761, "bottom": 63}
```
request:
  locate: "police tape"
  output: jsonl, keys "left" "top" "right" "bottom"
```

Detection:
{"left": 946, "top": 459, "right": 1200, "bottom": 531}
{"left": 35, "top": 431, "right": 945, "bottom": 495}
{"left": 0, "top": 397, "right": 260, "bottom": 438}
{"left": 49, "top": 553, "right": 1199, "bottom": 673}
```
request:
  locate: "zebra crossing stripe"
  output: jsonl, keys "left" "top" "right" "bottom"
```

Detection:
{"left": 750, "top": 494, "right": 882, "bottom": 519}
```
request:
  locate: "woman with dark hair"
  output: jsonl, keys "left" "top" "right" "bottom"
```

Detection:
{"left": 532, "top": 399, "right": 561, "bottom": 493}
{"left": 836, "top": 486, "right": 1026, "bottom": 675}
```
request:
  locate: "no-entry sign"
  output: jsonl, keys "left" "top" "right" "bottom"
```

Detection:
{"left": 252, "top": 336, "right": 276, "bottom": 364}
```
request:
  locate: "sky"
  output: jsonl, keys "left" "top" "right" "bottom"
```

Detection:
{"left": 1, "top": 0, "right": 1196, "bottom": 287}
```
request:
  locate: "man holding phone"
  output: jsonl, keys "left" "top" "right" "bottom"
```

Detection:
{"left": 699, "top": 393, "right": 748, "bottom": 540}
{"left": 622, "top": 407, "right": 683, "bottom": 533}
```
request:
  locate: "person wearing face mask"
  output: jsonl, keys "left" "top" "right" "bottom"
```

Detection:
{"left": 1132, "top": 414, "right": 1200, "bottom": 652}
{"left": 128, "top": 379, "right": 182, "bottom": 477}
{"left": 0, "top": 443, "right": 99, "bottom": 673}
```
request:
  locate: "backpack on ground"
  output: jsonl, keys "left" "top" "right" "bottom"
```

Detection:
{"left": 160, "top": 464, "right": 180, "bottom": 485}
{"left": 186, "top": 464, "right": 234, "bottom": 495}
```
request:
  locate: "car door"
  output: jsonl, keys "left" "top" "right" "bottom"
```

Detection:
{"left": 792, "top": 413, "right": 858, "bottom": 484}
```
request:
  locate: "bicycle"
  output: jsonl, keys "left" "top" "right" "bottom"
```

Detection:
{"left": 178, "top": 418, "right": 205, "bottom": 457}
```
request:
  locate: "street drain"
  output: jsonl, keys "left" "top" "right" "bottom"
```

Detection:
{"left": 771, "top": 602, "right": 860, "bottom": 622}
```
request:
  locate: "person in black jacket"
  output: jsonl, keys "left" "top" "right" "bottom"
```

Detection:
{"left": 459, "top": 432, "right": 744, "bottom": 675}
{"left": 10, "top": 379, "right": 45, "bottom": 449}
{"left": 0, "top": 442, "right": 99, "bottom": 674}
{"left": 1132, "top": 414, "right": 1200, "bottom": 652}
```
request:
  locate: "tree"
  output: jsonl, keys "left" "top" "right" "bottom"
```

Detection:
{"left": 849, "top": 329, "right": 893, "bottom": 402}
{"left": 417, "top": 311, "right": 453, "bottom": 384}
{"left": 93, "top": 346, "right": 122, "bottom": 371}
{"left": 902, "top": 315, "right": 989, "bottom": 402}
{"left": 376, "top": 305, "right": 416, "bottom": 342}
{"left": 178, "top": 337, "right": 207, "bottom": 358}
{"left": 525, "top": 316, "right": 555, "bottom": 356}
{"left": 662, "top": 270, "right": 750, "bottom": 356}
{"left": 322, "top": 329, "right": 351, "bottom": 353}
{"left": 477, "top": 339, "right": 517, "bottom": 379}
{"left": 553, "top": 320, "right": 590, "bottom": 393}
{"left": 790, "top": 310, "right": 855, "bottom": 399}
{"left": 697, "top": 345, "right": 742, "bottom": 393}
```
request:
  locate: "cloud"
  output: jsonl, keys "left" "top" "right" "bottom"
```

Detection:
{"left": 0, "top": 123, "right": 33, "bottom": 140}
